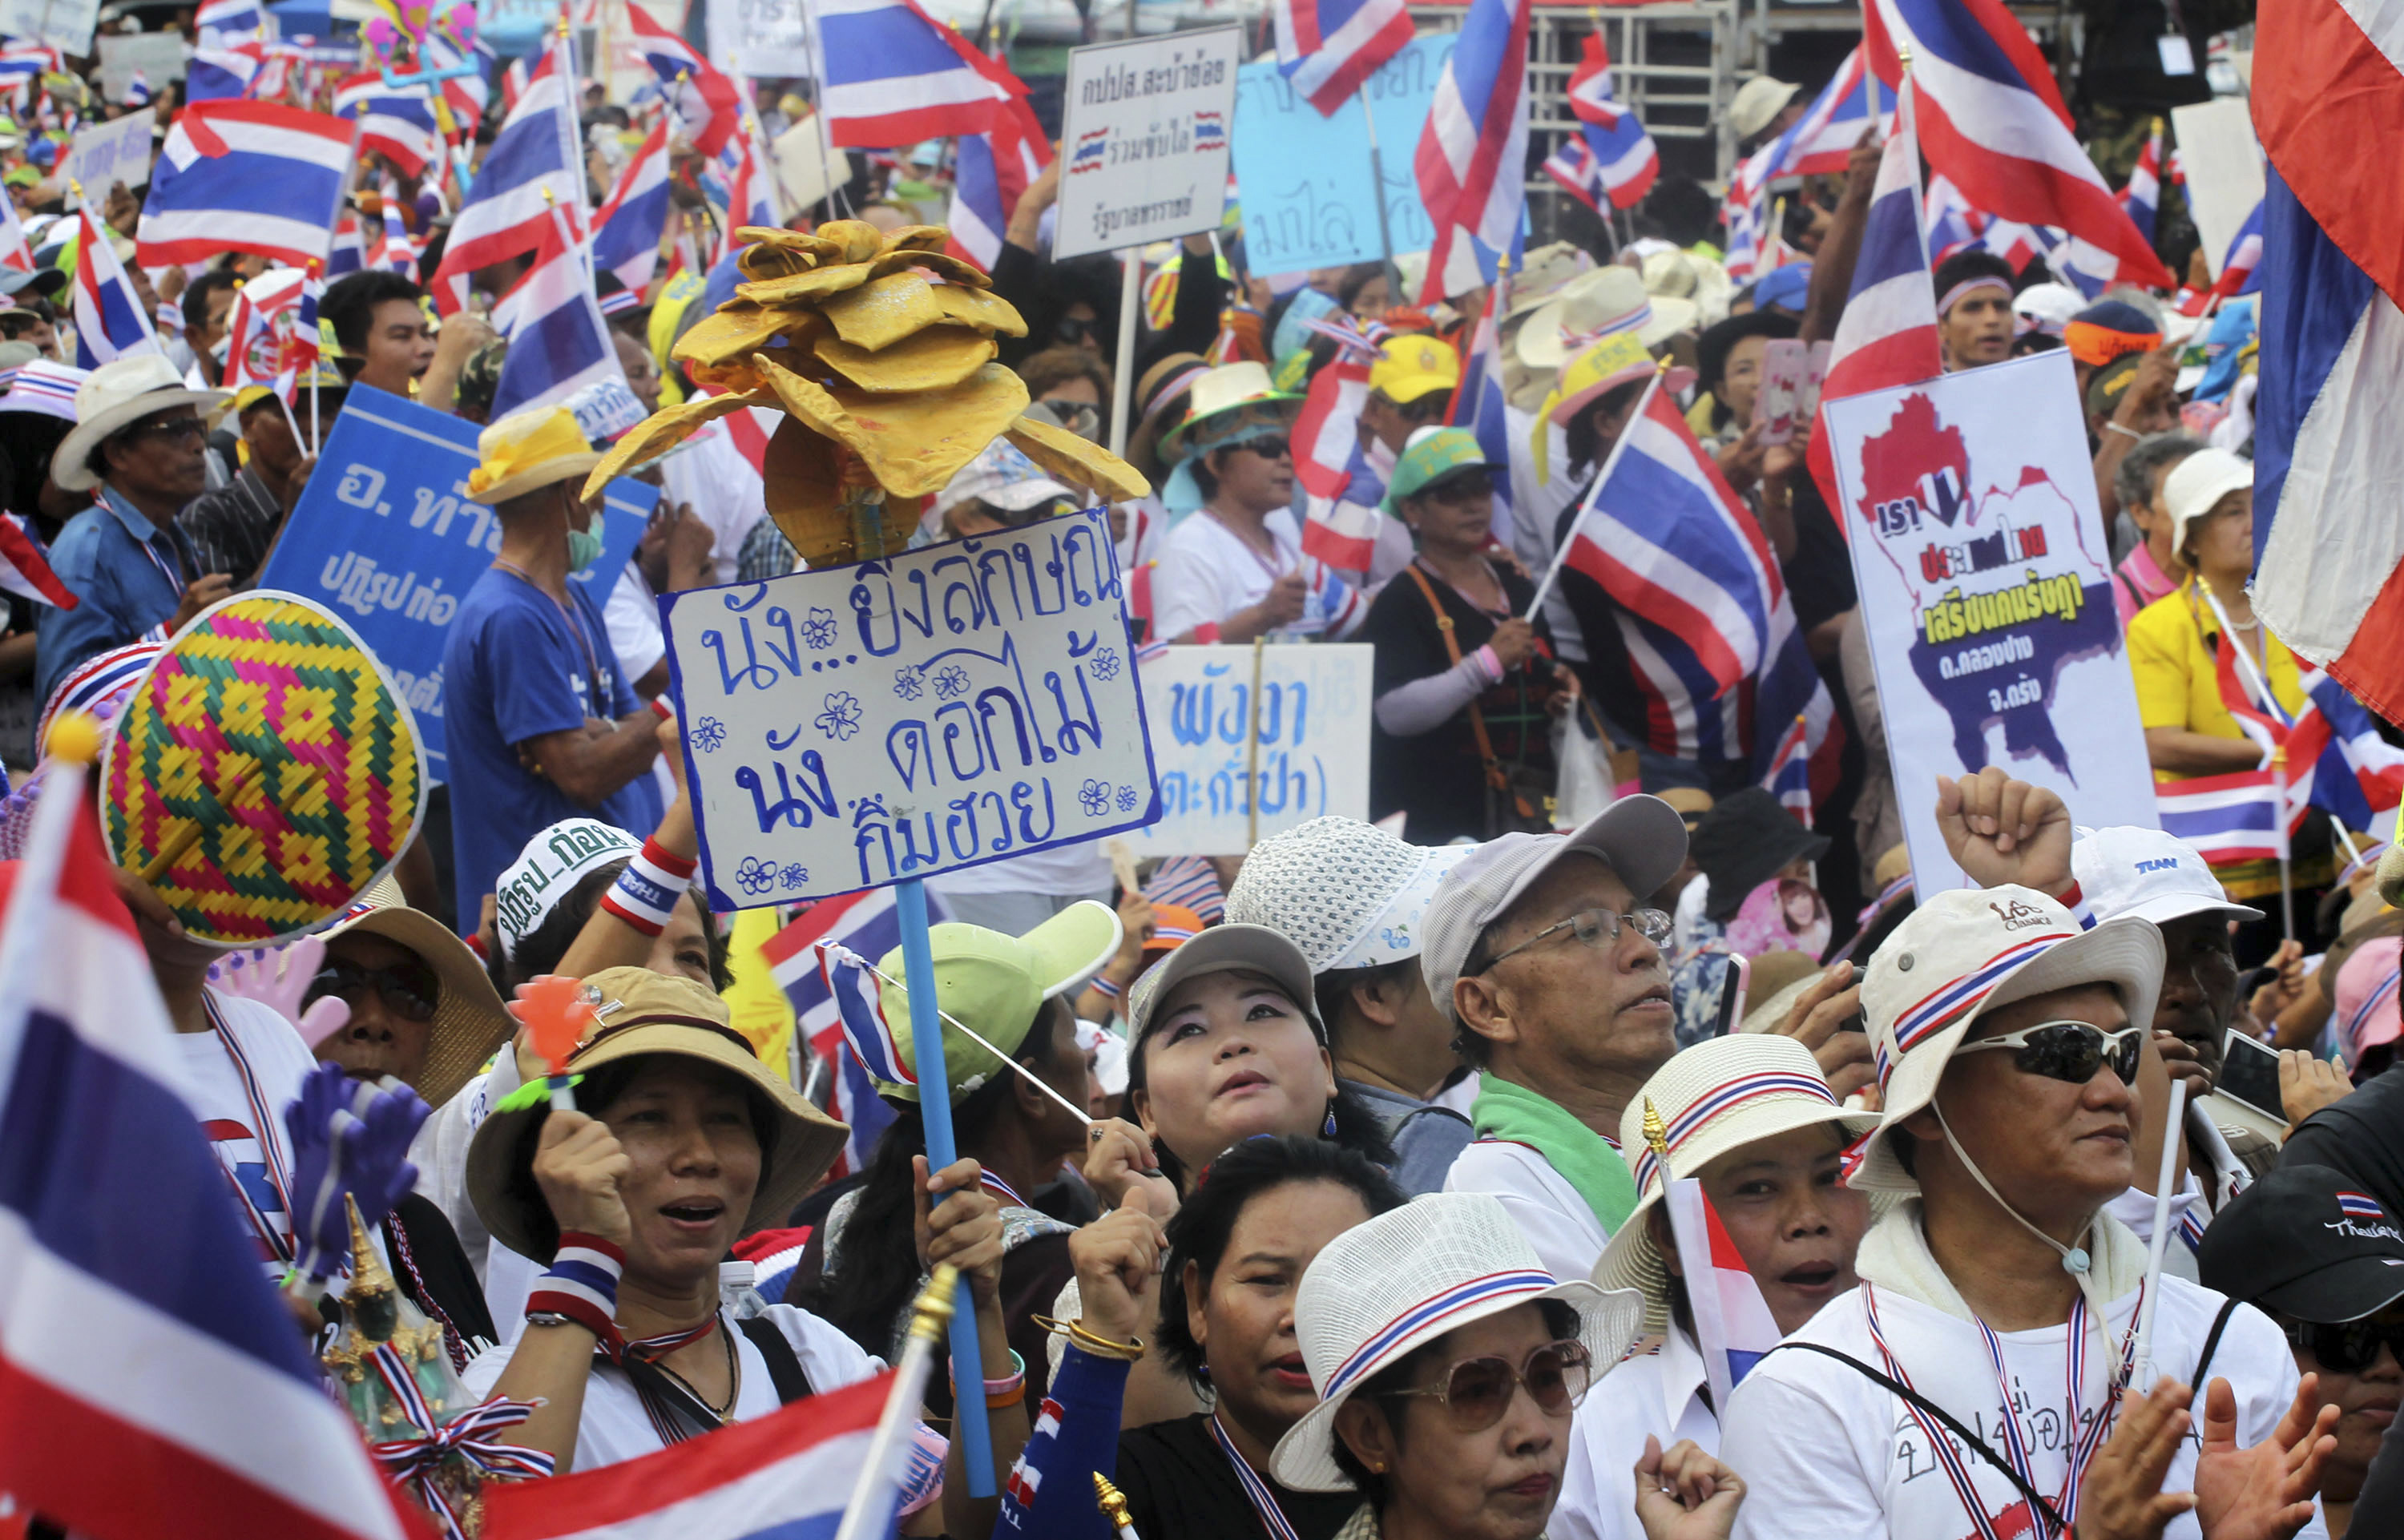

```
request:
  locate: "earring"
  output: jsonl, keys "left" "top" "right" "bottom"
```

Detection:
{"left": 1323, "top": 1103, "right": 1338, "bottom": 1139}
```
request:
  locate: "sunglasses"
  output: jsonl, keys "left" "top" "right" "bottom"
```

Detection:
{"left": 1954, "top": 1020, "right": 2143, "bottom": 1084}
{"left": 129, "top": 416, "right": 208, "bottom": 445}
{"left": 1476, "top": 907, "right": 1672, "bottom": 974}
{"left": 1055, "top": 316, "right": 1095, "bottom": 345}
{"left": 305, "top": 960, "right": 441, "bottom": 1022}
{"left": 1222, "top": 434, "right": 1289, "bottom": 462}
{"left": 2284, "top": 1316, "right": 2404, "bottom": 1373}
{"left": 1383, "top": 1339, "right": 1594, "bottom": 1433}
{"left": 1041, "top": 398, "right": 1102, "bottom": 438}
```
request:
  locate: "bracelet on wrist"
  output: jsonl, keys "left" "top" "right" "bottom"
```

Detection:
{"left": 527, "top": 1232, "right": 625, "bottom": 1350}
{"left": 1089, "top": 974, "right": 1123, "bottom": 999}
{"left": 1045, "top": 1314, "right": 1146, "bottom": 1363}
{"left": 599, "top": 837, "right": 697, "bottom": 937}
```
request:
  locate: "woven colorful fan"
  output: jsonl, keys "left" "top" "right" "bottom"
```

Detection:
{"left": 102, "top": 592, "right": 427, "bottom": 946}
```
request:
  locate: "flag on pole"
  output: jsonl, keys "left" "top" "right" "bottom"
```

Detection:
{"left": 1552, "top": 34, "right": 1656, "bottom": 210}
{"left": 0, "top": 771, "right": 423, "bottom": 1540}
{"left": 1807, "top": 76, "right": 1941, "bottom": 512}
{"left": 1664, "top": 1178, "right": 1784, "bottom": 1414}
{"left": 185, "top": 44, "right": 265, "bottom": 103}
{"left": 1413, "top": 0, "right": 1531, "bottom": 301}
{"left": 2202, "top": 199, "right": 2264, "bottom": 307}
{"left": 0, "top": 514, "right": 73, "bottom": 608}
{"left": 2154, "top": 769, "right": 2290, "bottom": 868}
{"left": 817, "top": 941, "right": 914, "bottom": 1088}
{"left": 137, "top": 99, "right": 357, "bottom": 271}
{"left": 944, "top": 94, "right": 1047, "bottom": 272}
{"left": 369, "top": 183, "right": 420, "bottom": 276}
{"left": 1293, "top": 350, "right": 1381, "bottom": 571}
{"left": 1270, "top": 0, "right": 1414, "bottom": 115}
{"left": 489, "top": 201, "right": 631, "bottom": 422}
{"left": 591, "top": 120, "right": 673, "bottom": 301}
{"left": 1447, "top": 269, "right": 1518, "bottom": 552}
{"left": 1863, "top": 0, "right": 2173, "bottom": 290}
{"left": 623, "top": 2, "right": 742, "bottom": 156}
{"left": 2119, "top": 119, "right": 2164, "bottom": 248}
{"left": 220, "top": 266, "right": 309, "bottom": 393}
{"left": 71, "top": 207, "right": 164, "bottom": 368}
{"left": 333, "top": 74, "right": 442, "bottom": 180}
{"left": 430, "top": 30, "right": 583, "bottom": 313}
{"left": 195, "top": 0, "right": 266, "bottom": 47}
{"left": 807, "top": 0, "right": 1020, "bottom": 149}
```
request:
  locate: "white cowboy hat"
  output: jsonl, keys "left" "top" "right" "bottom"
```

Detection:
{"left": 1516, "top": 266, "right": 1696, "bottom": 371}
{"left": 1269, "top": 1192, "right": 1644, "bottom": 1492}
{"left": 1590, "top": 1034, "right": 1881, "bottom": 1332}
{"left": 1852, "top": 885, "right": 2163, "bottom": 1192}
{"left": 52, "top": 354, "right": 227, "bottom": 492}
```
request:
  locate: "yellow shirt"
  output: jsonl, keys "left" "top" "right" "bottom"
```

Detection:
{"left": 2126, "top": 579, "right": 2307, "bottom": 780}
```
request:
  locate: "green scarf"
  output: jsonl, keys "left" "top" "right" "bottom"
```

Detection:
{"left": 1470, "top": 1076, "right": 1640, "bottom": 1237}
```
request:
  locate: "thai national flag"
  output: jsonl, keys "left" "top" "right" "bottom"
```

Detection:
{"left": 1559, "top": 385, "right": 1833, "bottom": 779}
{"left": 624, "top": 1, "right": 741, "bottom": 157}
{"left": 0, "top": 779, "right": 423, "bottom": 1540}
{"left": 122, "top": 70, "right": 151, "bottom": 107}
{"left": 1294, "top": 351, "right": 1380, "bottom": 571}
{"left": 418, "top": 28, "right": 486, "bottom": 140}
{"left": 715, "top": 123, "right": 779, "bottom": 256}
{"left": 1764, "top": 714, "right": 1813, "bottom": 820}
{"left": 1271, "top": 0, "right": 1413, "bottom": 116}
{"left": 0, "top": 514, "right": 74, "bottom": 608}
{"left": 1414, "top": 0, "right": 1531, "bottom": 301}
{"left": 1772, "top": 46, "right": 1884, "bottom": 178}
{"left": 1447, "top": 272, "right": 1517, "bottom": 551}
{"left": 2156, "top": 769, "right": 2289, "bottom": 867}
{"left": 817, "top": 942, "right": 913, "bottom": 1090}
{"left": 761, "top": 888, "right": 948, "bottom": 1176}
{"left": 325, "top": 211, "right": 364, "bottom": 276}
{"left": 1806, "top": 77, "right": 1941, "bottom": 514}
{"left": 490, "top": 204, "right": 632, "bottom": 423}
{"left": 1864, "top": 0, "right": 2172, "bottom": 291}
{"left": 0, "top": 188, "right": 30, "bottom": 273}
{"left": 2337, "top": 1191, "right": 2387, "bottom": 1220}
{"left": 945, "top": 131, "right": 1008, "bottom": 270}
{"left": 333, "top": 74, "right": 442, "bottom": 180}
{"left": 1665, "top": 1178, "right": 1785, "bottom": 1412}
{"left": 479, "top": 1373, "right": 889, "bottom": 1540}
{"left": 366, "top": 187, "right": 418, "bottom": 276}
{"left": 184, "top": 44, "right": 264, "bottom": 103}
{"left": 2204, "top": 200, "right": 2264, "bottom": 306}
{"left": 2119, "top": 119, "right": 2164, "bottom": 248}
{"left": 1558, "top": 34, "right": 1656, "bottom": 211}
{"left": 431, "top": 32, "right": 583, "bottom": 314}
{"left": 71, "top": 208, "right": 163, "bottom": 369}
{"left": 810, "top": 0, "right": 1020, "bottom": 149}
{"left": 196, "top": 0, "right": 264, "bottom": 46}
{"left": 0, "top": 51, "right": 49, "bottom": 95}
{"left": 2275, "top": 661, "right": 2404, "bottom": 832}
{"left": 592, "top": 120, "right": 673, "bottom": 302}
{"left": 137, "top": 99, "right": 357, "bottom": 272}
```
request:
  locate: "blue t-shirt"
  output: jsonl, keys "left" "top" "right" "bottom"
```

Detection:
{"left": 441, "top": 567, "right": 663, "bottom": 924}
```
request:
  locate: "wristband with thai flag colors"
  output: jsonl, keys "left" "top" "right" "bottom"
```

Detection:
{"left": 530, "top": 1232, "right": 623, "bottom": 1346}
{"left": 2055, "top": 881, "right": 2095, "bottom": 931}
{"left": 600, "top": 838, "right": 696, "bottom": 936}
{"left": 649, "top": 696, "right": 675, "bottom": 722}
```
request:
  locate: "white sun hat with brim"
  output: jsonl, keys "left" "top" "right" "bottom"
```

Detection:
{"left": 1222, "top": 814, "right": 1475, "bottom": 974}
{"left": 52, "top": 353, "right": 228, "bottom": 491}
{"left": 1516, "top": 266, "right": 1696, "bottom": 370}
{"left": 1269, "top": 1191, "right": 1645, "bottom": 1492}
{"left": 1418, "top": 795, "right": 1688, "bottom": 1027}
{"left": 1590, "top": 1034, "right": 1881, "bottom": 1332}
{"left": 1851, "top": 885, "right": 2164, "bottom": 1192}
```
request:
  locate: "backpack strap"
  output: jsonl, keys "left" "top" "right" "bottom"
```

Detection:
{"left": 1768, "top": 1341, "right": 2072, "bottom": 1538}
{"left": 740, "top": 1315, "right": 816, "bottom": 1405}
{"left": 2192, "top": 1296, "right": 2243, "bottom": 1391}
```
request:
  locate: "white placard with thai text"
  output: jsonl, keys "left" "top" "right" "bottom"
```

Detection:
{"left": 63, "top": 107, "right": 155, "bottom": 193}
{"left": 1052, "top": 26, "right": 1239, "bottom": 261}
{"left": 1131, "top": 643, "right": 1372, "bottom": 856}
{"left": 664, "top": 508, "right": 1162, "bottom": 908}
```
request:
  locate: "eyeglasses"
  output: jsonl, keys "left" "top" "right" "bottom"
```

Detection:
{"left": 1954, "top": 1020, "right": 2143, "bottom": 1085}
{"left": 2284, "top": 1317, "right": 2404, "bottom": 1373}
{"left": 305, "top": 960, "right": 441, "bottom": 1022}
{"left": 1041, "top": 398, "right": 1102, "bottom": 439}
{"left": 1476, "top": 907, "right": 1672, "bottom": 974}
{"left": 1383, "top": 1339, "right": 1594, "bottom": 1432}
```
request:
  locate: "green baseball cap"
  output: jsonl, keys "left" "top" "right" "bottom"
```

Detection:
{"left": 1380, "top": 427, "right": 1501, "bottom": 514}
{"left": 873, "top": 901, "right": 1123, "bottom": 1103}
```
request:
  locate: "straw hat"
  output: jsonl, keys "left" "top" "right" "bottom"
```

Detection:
{"left": 52, "top": 354, "right": 228, "bottom": 491}
{"left": 1223, "top": 814, "right": 1473, "bottom": 974}
{"left": 1851, "top": 886, "right": 2163, "bottom": 1191}
{"left": 317, "top": 876, "right": 514, "bottom": 1110}
{"left": 1640, "top": 249, "right": 1734, "bottom": 329}
{"left": 1269, "top": 1192, "right": 1644, "bottom": 1491}
{"left": 465, "top": 966, "right": 849, "bottom": 1260}
{"left": 871, "top": 901, "right": 1123, "bottom": 1104}
{"left": 1160, "top": 361, "right": 1302, "bottom": 462}
{"left": 1590, "top": 1035, "right": 1878, "bottom": 1331}
{"left": 1516, "top": 267, "right": 1696, "bottom": 371}
{"left": 466, "top": 406, "right": 604, "bottom": 507}
{"left": 1505, "top": 241, "right": 1596, "bottom": 319}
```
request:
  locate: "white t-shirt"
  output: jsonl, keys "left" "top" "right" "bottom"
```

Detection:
{"left": 603, "top": 563, "right": 667, "bottom": 683}
{"left": 658, "top": 422, "right": 768, "bottom": 588}
{"left": 176, "top": 990, "right": 318, "bottom": 1273}
{"left": 1555, "top": 1325, "right": 1718, "bottom": 1540}
{"left": 1442, "top": 1138, "right": 1612, "bottom": 1284}
{"left": 461, "top": 1304, "right": 885, "bottom": 1473}
{"left": 1719, "top": 1276, "right": 2321, "bottom": 1540}
{"left": 1149, "top": 507, "right": 1361, "bottom": 643}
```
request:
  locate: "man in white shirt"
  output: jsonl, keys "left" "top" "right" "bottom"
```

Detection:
{"left": 1420, "top": 796, "right": 1689, "bottom": 1281}
{"left": 1720, "top": 880, "right": 2337, "bottom": 1540}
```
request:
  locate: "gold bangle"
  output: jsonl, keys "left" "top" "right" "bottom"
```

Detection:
{"left": 1036, "top": 1313, "right": 1146, "bottom": 1362}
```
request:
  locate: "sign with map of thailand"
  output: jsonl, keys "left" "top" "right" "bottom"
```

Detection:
{"left": 1824, "top": 349, "right": 2158, "bottom": 893}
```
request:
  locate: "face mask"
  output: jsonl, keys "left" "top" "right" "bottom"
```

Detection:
{"left": 566, "top": 521, "right": 604, "bottom": 574}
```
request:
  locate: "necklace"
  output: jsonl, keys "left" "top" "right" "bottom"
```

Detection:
{"left": 651, "top": 1320, "right": 741, "bottom": 1422}
{"left": 494, "top": 557, "right": 606, "bottom": 717}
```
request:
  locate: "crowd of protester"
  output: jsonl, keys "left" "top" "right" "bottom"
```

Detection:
{"left": 10, "top": 10, "right": 2404, "bottom": 1540}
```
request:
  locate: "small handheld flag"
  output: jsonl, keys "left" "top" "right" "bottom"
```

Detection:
{"left": 1664, "top": 1175, "right": 1784, "bottom": 1413}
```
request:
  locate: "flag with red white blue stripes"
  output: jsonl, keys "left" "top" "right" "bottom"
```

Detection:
{"left": 592, "top": 121, "right": 673, "bottom": 301}
{"left": 1543, "top": 36, "right": 1656, "bottom": 214}
{"left": 137, "top": 99, "right": 356, "bottom": 272}
{"left": 1271, "top": 0, "right": 1414, "bottom": 116}
{"left": 624, "top": 1, "right": 741, "bottom": 156}
{"left": 1413, "top": 0, "right": 1531, "bottom": 301}
{"left": 809, "top": 0, "right": 1020, "bottom": 149}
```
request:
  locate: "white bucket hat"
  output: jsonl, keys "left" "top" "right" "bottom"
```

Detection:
{"left": 1224, "top": 815, "right": 1474, "bottom": 974}
{"left": 1516, "top": 266, "right": 1696, "bottom": 370}
{"left": 1590, "top": 1034, "right": 1880, "bottom": 1331}
{"left": 1853, "top": 885, "right": 2164, "bottom": 1192}
{"left": 52, "top": 354, "right": 228, "bottom": 491}
{"left": 2071, "top": 824, "right": 2262, "bottom": 929}
{"left": 1269, "top": 1192, "right": 1644, "bottom": 1492}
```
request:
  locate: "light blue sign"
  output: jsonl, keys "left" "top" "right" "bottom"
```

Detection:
{"left": 1229, "top": 34, "right": 1456, "bottom": 276}
{"left": 662, "top": 508, "right": 1162, "bottom": 910}
{"left": 254, "top": 384, "right": 655, "bottom": 780}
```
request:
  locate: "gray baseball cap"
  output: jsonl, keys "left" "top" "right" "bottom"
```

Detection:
{"left": 1420, "top": 797, "right": 1688, "bottom": 1024}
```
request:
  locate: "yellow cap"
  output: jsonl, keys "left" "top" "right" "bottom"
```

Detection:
{"left": 1368, "top": 334, "right": 1461, "bottom": 405}
{"left": 466, "top": 408, "right": 603, "bottom": 506}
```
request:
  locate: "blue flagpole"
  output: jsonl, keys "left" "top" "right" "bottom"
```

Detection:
{"left": 893, "top": 876, "right": 994, "bottom": 1497}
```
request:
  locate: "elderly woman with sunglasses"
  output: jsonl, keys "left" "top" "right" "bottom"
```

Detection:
{"left": 1361, "top": 427, "right": 1576, "bottom": 844}
{"left": 1269, "top": 1192, "right": 1745, "bottom": 1540}
{"left": 1150, "top": 362, "right": 1367, "bottom": 646}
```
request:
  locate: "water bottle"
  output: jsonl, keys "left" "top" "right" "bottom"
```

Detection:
{"left": 719, "top": 1259, "right": 770, "bottom": 1320}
